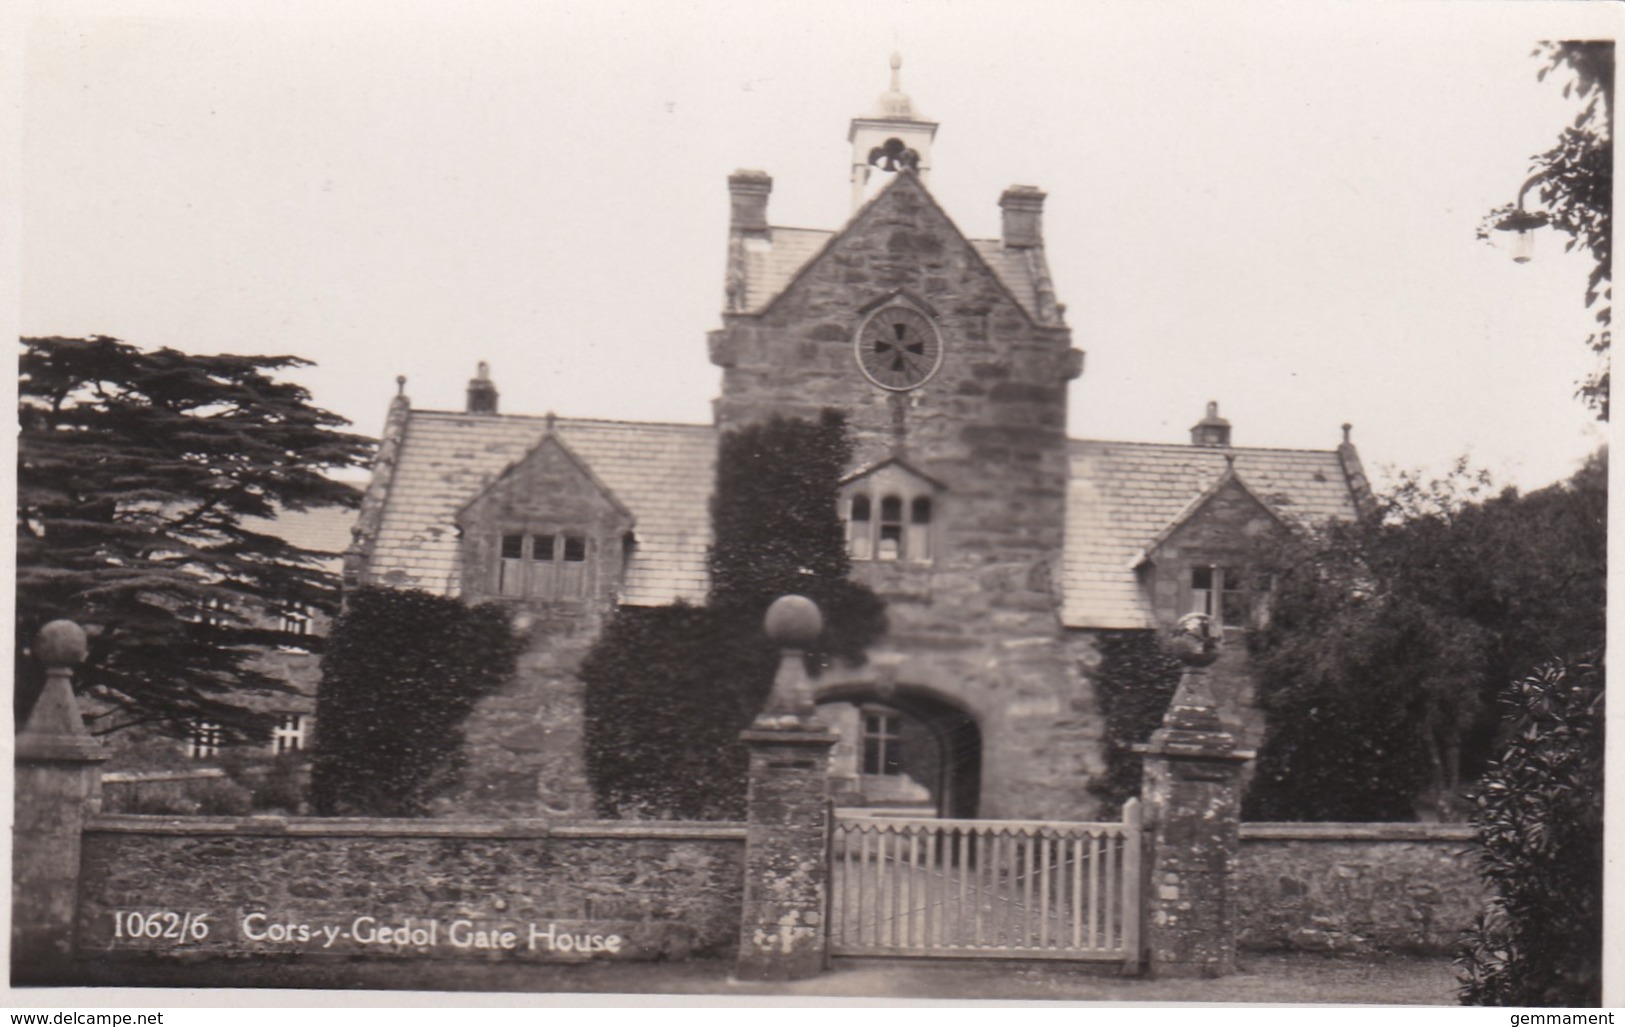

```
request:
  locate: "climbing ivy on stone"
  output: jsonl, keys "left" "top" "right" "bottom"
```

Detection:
{"left": 1085, "top": 630, "right": 1183, "bottom": 817}
{"left": 310, "top": 586, "right": 521, "bottom": 816}
{"left": 581, "top": 411, "right": 885, "bottom": 820}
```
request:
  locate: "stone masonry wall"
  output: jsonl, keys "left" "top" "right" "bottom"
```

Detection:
{"left": 447, "top": 435, "right": 634, "bottom": 818}
{"left": 77, "top": 816, "right": 745, "bottom": 963}
{"left": 1236, "top": 823, "right": 1488, "bottom": 955}
{"left": 713, "top": 174, "right": 1094, "bottom": 821}
{"left": 446, "top": 607, "right": 599, "bottom": 818}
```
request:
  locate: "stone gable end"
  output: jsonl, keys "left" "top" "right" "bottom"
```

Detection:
{"left": 455, "top": 435, "right": 634, "bottom": 605}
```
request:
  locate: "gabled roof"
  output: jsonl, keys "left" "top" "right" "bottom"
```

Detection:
{"left": 1061, "top": 440, "right": 1362, "bottom": 629}
{"left": 454, "top": 430, "right": 635, "bottom": 525}
{"left": 356, "top": 410, "right": 1361, "bottom": 627}
{"left": 1130, "top": 465, "right": 1290, "bottom": 569}
{"left": 731, "top": 176, "right": 1052, "bottom": 322}
{"left": 839, "top": 455, "right": 947, "bottom": 491}
{"left": 362, "top": 411, "right": 715, "bottom": 604}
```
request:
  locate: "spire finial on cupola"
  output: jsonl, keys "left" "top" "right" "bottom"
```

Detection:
{"left": 849, "top": 49, "right": 939, "bottom": 210}
{"left": 873, "top": 49, "right": 916, "bottom": 120}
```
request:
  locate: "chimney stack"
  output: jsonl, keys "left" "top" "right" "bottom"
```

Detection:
{"left": 999, "top": 185, "right": 1047, "bottom": 248}
{"left": 728, "top": 170, "right": 773, "bottom": 234}
{"left": 466, "top": 361, "right": 499, "bottom": 415}
{"left": 1190, "top": 401, "right": 1232, "bottom": 447}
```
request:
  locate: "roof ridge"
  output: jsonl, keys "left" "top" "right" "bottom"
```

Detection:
{"left": 1068, "top": 437, "right": 1341, "bottom": 457}
{"left": 767, "top": 225, "right": 836, "bottom": 235}
{"left": 412, "top": 409, "right": 714, "bottom": 432}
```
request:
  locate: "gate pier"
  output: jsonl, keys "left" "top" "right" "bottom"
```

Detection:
{"left": 1136, "top": 614, "right": 1253, "bottom": 977}
{"left": 735, "top": 596, "right": 839, "bottom": 982}
{"left": 13, "top": 621, "right": 109, "bottom": 982}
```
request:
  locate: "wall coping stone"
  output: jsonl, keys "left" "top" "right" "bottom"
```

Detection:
{"left": 84, "top": 815, "right": 747, "bottom": 841}
{"left": 1241, "top": 822, "right": 1477, "bottom": 842}
{"left": 103, "top": 769, "right": 228, "bottom": 784}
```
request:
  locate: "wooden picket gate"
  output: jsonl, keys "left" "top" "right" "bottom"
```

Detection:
{"left": 827, "top": 798, "right": 1142, "bottom": 967}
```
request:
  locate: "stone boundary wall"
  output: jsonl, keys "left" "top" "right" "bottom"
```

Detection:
{"left": 76, "top": 816, "right": 746, "bottom": 964}
{"left": 1236, "top": 822, "right": 1488, "bottom": 955}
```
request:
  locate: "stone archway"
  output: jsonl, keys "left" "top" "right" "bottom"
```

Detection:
{"left": 815, "top": 683, "right": 982, "bottom": 820}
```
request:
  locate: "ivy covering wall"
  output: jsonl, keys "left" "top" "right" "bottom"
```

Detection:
{"left": 581, "top": 411, "right": 886, "bottom": 820}
{"left": 310, "top": 586, "right": 522, "bottom": 816}
{"left": 1085, "top": 630, "right": 1182, "bottom": 817}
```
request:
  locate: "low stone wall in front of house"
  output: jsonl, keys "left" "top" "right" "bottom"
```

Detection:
{"left": 1236, "top": 822, "right": 1489, "bottom": 955}
{"left": 76, "top": 816, "right": 745, "bottom": 964}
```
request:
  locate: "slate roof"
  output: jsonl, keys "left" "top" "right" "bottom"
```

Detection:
{"left": 357, "top": 407, "right": 1360, "bottom": 629}
{"left": 1062, "top": 440, "right": 1362, "bottom": 629}
{"left": 736, "top": 226, "right": 1044, "bottom": 321}
{"left": 362, "top": 411, "right": 716, "bottom": 605}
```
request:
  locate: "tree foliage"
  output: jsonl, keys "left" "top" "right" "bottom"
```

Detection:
{"left": 1243, "top": 452, "right": 1606, "bottom": 821}
{"left": 16, "top": 335, "right": 374, "bottom": 738}
{"left": 310, "top": 586, "right": 522, "bottom": 817}
{"left": 1457, "top": 655, "right": 1604, "bottom": 1007}
{"left": 582, "top": 411, "right": 886, "bottom": 819}
{"left": 1485, "top": 41, "right": 1614, "bottom": 420}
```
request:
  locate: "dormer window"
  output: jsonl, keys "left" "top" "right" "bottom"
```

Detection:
{"left": 1189, "top": 565, "right": 1253, "bottom": 633}
{"left": 457, "top": 431, "right": 634, "bottom": 606}
{"left": 495, "top": 532, "right": 591, "bottom": 600}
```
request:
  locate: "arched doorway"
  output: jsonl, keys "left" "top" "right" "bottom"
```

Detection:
{"left": 815, "top": 684, "right": 981, "bottom": 820}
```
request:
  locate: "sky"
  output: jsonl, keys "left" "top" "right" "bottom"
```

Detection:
{"left": 15, "top": 0, "right": 1620, "bottom": 493}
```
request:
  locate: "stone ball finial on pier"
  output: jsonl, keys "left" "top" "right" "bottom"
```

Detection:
{"left": 20, "top": 620, "right": 101, "bottom": 746}
{"left": 36, "top": 620, "right": 89, "bottom": 668}
{"left": 764, "top": 594, "right": 823, "bottom": 648}
{"left": 1169, "top": 611, "right": 1221, "bottom": 668}
{"left": 754, "top": 595, "right": 825, "bottom": 730}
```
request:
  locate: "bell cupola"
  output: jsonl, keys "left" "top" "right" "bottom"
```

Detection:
{"left": 849, "top": 51, "right": 939, "bottom": 210}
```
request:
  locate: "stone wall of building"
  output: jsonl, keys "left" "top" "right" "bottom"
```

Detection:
{"left": 444, "top": 433, "right": 636, "bottom": 819}
{"left": 76, "top": 816, "right": 745, "bottom": 963}
{"left": 1235, "top": 823, "right": 1488, "bottom": 955}
{"left": 446, "top": 607, "right": 600, "bottom": 818}
{"left": 713, "top": 174, "right": 1096, "bottom": 822}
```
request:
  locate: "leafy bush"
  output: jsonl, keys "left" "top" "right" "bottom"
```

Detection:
{"left": 581, "top": 411, "right": 885, "bottom": 819}
{"left": 1086, "top": 631, "right": 1182, "bottom": 816}
{"left": 1243, "top": 453, "right": 1605, "bottom": 821}
{"left": 1457, "top": 655, "right": 1604, "bottom": 1007}
{"left": 107, "top": 773, "right": 255, "bottom": 817}
{"left": 248, "top": 753, "right": 311, "bottom": 814}
{"left": 310, "top": 587, "right": 521, "bottom": 816}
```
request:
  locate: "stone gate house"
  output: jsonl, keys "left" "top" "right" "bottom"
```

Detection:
{"left": 344, "top": 58, "right": 1372, "bottom": 824}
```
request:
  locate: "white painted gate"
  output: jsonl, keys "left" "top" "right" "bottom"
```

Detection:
{"left": 827, "top": 798, "right": 1142, "bottom": 967}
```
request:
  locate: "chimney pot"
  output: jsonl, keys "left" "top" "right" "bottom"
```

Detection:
{"left": 1190, "top": 400, "right": 1232, "bottom": 448}
{"left": 1000, "top": 185, "right": 1047, "bottom": 248}
{"left": 728, "top": 170, "right": 773, "bottom": 234}
{"left": 466, "top": 362, "right": 499, "bottom": 415}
